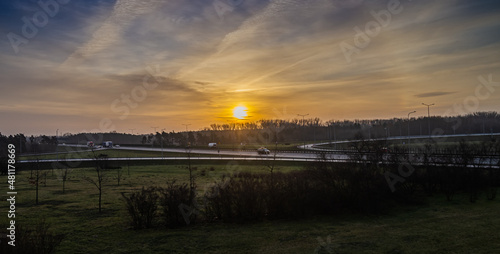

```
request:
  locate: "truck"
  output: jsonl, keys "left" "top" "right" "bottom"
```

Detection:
{"left": 102, "top": 141, "right": 113, "bottom": 148}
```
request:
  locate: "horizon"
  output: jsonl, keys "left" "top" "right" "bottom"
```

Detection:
{"left": 2, "top": 111, "right": 499, "bottom": 137}
{"left": 1, "top": 0, "right": 500, "bottom": 136}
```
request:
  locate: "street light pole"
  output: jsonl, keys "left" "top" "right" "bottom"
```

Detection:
{"left": 297, "top": 114, "right": 309, "bottom": 151}
{"left": 151, "top": 126, "right": 158, "bottom": 149}
{"left": 56, "top": 129, "right": 59, "bottom": 162}
{"left": 333, "top": 123, "right": 337, "bottom": 150}
{"left": 422, "top": 103, "right": 434, "bottom": 137}
{"left": 161, "top": 128, "right": 166, "bottom": 161}
{"left": 182, "top": 124, "right": 192, "bottom": 147}
{"left": 328, "top": 121, "right": 337, "bottom": 150}
{"left": 182, "top": 123, "right": 191, "bottom": 132}
{"left": 407, "top": 111, "right": 416, "bottom": 153}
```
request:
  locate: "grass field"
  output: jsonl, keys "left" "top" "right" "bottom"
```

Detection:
{"left": 1, "top": 161, "right": 499, "bottom": 253}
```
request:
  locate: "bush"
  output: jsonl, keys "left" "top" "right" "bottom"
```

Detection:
{"left": 122, "top": 187, "right": 159, "bottom": 229}
{"left": 204, "top": 175, "right": 235, "bottom": 222}
{"left": 159, "top": 180, "right": 194, "bottom": 228}
{"left": 13, "top": 219, "right": 64, "bottom": 254}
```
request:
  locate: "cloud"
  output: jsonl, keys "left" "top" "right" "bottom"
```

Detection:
{"left": 415, "top": 91, "right": 457, "bottom": 98}
{"left": 1, "top": 0, "right": 500, "bottom": 134}
{"left": 61, "top": 0, "right": 164, "bottom": 67}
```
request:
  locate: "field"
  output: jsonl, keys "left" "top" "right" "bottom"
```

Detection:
{"left": 1, "top": 160, "right": 500, "bottom": 253}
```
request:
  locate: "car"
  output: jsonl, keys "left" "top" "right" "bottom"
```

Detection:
{"left": 102, "top": 141, "right": 113, "bottom": 148}
{"left": 380, "top": 147, "right": 390, "bottom": 153}
{"left": 257, "top": 147, "right": 270, "bottom": 155}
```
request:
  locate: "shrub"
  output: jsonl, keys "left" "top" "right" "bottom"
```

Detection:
{"left": 159, "top": 180, "right": 193, "bottom": 227}
{"left": 13, "top": 219, "right": 64, "bottom": 254}
{"left": 122, "top": 187, "right": 159, "bottom": 229}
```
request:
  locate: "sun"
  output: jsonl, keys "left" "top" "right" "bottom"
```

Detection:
{"left": 232, "top": 106, "right": 248, "bottom": 120}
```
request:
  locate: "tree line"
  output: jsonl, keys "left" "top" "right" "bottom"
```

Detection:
{"left": 145, "top": 111, "right": 500, "bottom": 147}
{"left": 1, "top": 111, "right": 499, "bottom": 155}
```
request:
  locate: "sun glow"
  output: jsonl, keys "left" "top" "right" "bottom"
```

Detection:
{"left": 232, "top": 106, "right": 248, "bottom": 120}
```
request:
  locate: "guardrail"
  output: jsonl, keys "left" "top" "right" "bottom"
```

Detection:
{"left": 19, "top": 152, "right": 499, "bottom": 169}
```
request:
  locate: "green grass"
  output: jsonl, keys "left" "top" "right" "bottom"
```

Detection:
{"left": 1, "top": 162, "right": 499, "bottom": 253}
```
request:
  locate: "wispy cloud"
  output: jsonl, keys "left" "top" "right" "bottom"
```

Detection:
{"left": 1, "top": 0, "right": 499, "bottom": 134}
{"left": 415, "top": 92, "right": 457, "bottom": 98}
{"left": 61, "top": 0, "right": 164, "bottom": 67}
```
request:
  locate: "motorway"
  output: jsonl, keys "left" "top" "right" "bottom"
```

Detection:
{"left": 300, "top": 132, "right": 500, "bottom": 150}
{"left": 19, "top": 133, "right": 500, "bottom": 167}
{"left": 20, "top": 144, "right": 339, "bottom": 163}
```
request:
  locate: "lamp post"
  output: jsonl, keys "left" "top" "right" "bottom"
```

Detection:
{"left": 161, "top": 128, "right": 166, "bottom": 160}
{"left": 182, "top": 124, "right": 191, "bottom": 132}
{"left": 56, "top": 129, "right": 59, "bottom": 162}
{"left": 151, "top": 126, "right": 158, "bottom": 149}
{"left": 297, "top": 114, "right": 309, "bottom": 151}
{"left": 182, "top": 124, "right": 191, "bottom": 147}
{"left": 328, "top": 121, "right": 337, "bottom": 150}
{"left": 407, "top": 111, "right": 416, "bottom": 153}
{"left": 333, "top": 123, "right": 337, "bottom": 150}
{"left": 422, "top": 103, "right": 434, "bottom": 137}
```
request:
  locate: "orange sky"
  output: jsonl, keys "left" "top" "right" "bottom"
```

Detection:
{"left": 1, "top": 0, "right": 499, "bottom": 135}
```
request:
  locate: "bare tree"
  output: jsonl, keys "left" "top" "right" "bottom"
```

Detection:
{"left": 115, "top": 167, "right": 124, "bottom": 186}
{"left": 58, "top": 167, "right": 71, "bottom": 194}
{"left": 31, "top": 158, "right": 42, "bottom": 205}
{"left": 185, "top": 146, "right": 196, "bottom": 203}
{"left": 84, "top": 150, "right": 108, "bottom": 213}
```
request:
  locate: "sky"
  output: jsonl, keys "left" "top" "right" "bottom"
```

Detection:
{"left": 1, "top": 0, "right": 500, "bottom": 135}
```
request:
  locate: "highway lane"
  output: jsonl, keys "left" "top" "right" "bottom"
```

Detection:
{"left": 21, "top": 138, "right": 498, "bottom": 168}
{"left": 301, "top": 133, "right": 500, "bottom": 150}
{"left": 55, "top": 144, "right": 328, "bottom": 160}
{"left": 20, "top": 144, "right": 499, "bottom": 168}
{"left": 114, "top": 146, "right": 324, "bottom": 159}
{"left": 19, "top": 156, "right": 325, "bottom": 163}
{"left": 21, "top": 144, "right": 350, "bottom": 163}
